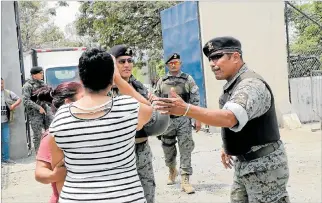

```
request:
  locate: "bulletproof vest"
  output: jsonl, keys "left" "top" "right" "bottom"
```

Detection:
{"left": 160, "top": 73, "right": 190, "bottom": 102}
{"left": 112, "top": 75, "right": 149, "bottom": 139}
{"left": 219, "top": 70, "right": 280, "bottom": 156}
{"left": 26, "top": 79, "right": 47, "bottom": 109}
{"left": 129, "top": 76, "right": 149, "bottom": 100}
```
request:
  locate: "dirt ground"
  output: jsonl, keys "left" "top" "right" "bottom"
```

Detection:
{"left": 1, "top": 125, "right": 321, "bottom": 203}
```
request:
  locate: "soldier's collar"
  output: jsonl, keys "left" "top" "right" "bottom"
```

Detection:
{"left": 167, "top": 70, "right": 183, "bottom": 77}
{"left": 223, "top": 64, "right": 248, "bottom": 91}
{"left": 128, "top": 75, "right": 136, "bottom": 83}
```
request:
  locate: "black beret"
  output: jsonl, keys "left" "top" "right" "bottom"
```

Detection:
{"left": 165, "top": 53, "right": 180, "bottom": 64}
{"left": 30, "top": 66, "right": 43, "bottom": 75}
{"left": 109, "top": 44, "right": 133, "bottom": 58}
{"left": 203, "top": 36, "right": 242, "bottom": 58}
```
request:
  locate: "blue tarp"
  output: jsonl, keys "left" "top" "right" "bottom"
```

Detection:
{"left": 160, "top": 1, "right": 206, "bottom": 107}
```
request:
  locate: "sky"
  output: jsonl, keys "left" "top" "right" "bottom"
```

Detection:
{"left": 48, "top": 1, "right": 80, "bottom": 32}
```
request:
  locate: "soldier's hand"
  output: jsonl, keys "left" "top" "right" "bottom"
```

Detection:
{"left": 154, "top": 88, "right": 188, "bottom": 116}
{"left": 39, "top": 107, "right": 46, "bottom": 115}
{"left": 221, "top": 148, "right": 233, "bottom": 169}
{"left": 148, "top": 92, "right": 158, "bottom": 103}
{"left": 195, "top": 120, "right": 201, "bottom": 132}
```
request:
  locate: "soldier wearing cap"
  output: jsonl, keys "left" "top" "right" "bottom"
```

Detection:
{"left": 154, "top": 36, "right": 290, "bottom": 202}
{"left": 154, "top": 53, "right": 201, "bottom": 194}
{"left": 22, "top": 66, "right": 53, "bottom": 153}
{"left": 109, "top": 44, "right": 159, "bottom": 203}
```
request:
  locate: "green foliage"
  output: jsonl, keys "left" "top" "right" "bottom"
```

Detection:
{"left": 132, "top": 67, "right": 143, "bottom": 83}
{"left": 18, "top": 1, "right": 83, "bottom": 51}
{"left": 286, "top": 2, "right": 322, "bottom": 77}
{"left": 288, "top": 2, "right": 322, "bottom": 54}
{"left": 75, "top": 1, "right": 180, "bottom": 60}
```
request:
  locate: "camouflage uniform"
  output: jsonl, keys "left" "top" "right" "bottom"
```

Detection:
{"left": 220, "top": 65, "right": 290, "bottom": 203}
{"left": 110, "top": 75, "right": 156, "bottom": 203}
{"left": 154, "top": 71, "right": 200, "bottom": 176}
{"left": 22, "top": 79, "right": 53, "bottom": 153}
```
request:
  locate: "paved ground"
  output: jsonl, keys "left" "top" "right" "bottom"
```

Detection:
{"left": 1, "top": 125, "right": 321, "bottom": 203}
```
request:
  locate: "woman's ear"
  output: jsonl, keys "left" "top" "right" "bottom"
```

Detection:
{"left": 65, "top": 98, "right": 72, "bottom": 104}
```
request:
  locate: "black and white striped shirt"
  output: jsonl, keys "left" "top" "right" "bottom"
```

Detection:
{"left": 49, "top": 95, "right": 146, "bottom": 203}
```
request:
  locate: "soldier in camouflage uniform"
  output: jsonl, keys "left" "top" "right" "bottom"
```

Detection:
{"left": 154, "top": 53, "right": 201, "bottom": 194}
{"left": 22, "top": 66, "right": 53, "bottom": 153}
{"left": 109, "top": 45, "right": 156, "bottom": 203}
{"left": 154, "top": 37, "right": 290, "bottom": 202}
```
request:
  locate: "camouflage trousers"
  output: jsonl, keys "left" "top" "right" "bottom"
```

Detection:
{"left": 29, "top": 107, "right": 53, "bottom": 153}
{"left": 160, "top": 116, "right": 194, "bottom": 175}
{"left": 231, "top": 142, "right": 290, "bottom": 203}
{"left": 135, "top": 141, "right": 155, "bottom": 203}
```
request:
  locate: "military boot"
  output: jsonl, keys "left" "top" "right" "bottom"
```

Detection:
{"left": 181, "top": 174, "right": 195, "bottom": 194}
{"left": 167, "top": 167, "right": 178, "bottom": 185}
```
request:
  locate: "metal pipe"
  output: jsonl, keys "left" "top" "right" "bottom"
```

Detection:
{"left": 284, "top": 1, "right": 292, "bottom": 103}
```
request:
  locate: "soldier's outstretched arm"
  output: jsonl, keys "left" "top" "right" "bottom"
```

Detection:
{"left": 155, "top": 78, "right": 271, "bottom": 130}
{"left": 22, "top": 84, "right": 41, "bottom": 111}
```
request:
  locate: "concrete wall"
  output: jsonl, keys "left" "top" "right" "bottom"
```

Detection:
{"left": 1, "top": 1, "right": 28, "bottom": 159}
{"left": 198, "top": 1, "right": 293, "bottom": 130}
{"left": 290, "top": 76, "right": 322, "bottom": 123}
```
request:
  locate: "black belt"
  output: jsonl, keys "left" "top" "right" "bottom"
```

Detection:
{"left": 236, "top": 140, "right": 282, "bottom": 162}
{"left": 135, "top": 140, "right": 147, "bottom": 145}
{"left": 170, "top": 115, "right": 181, "bottom": 119}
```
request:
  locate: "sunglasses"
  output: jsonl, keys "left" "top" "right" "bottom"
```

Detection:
{"left": 118, "top": 58, "right": 134, "bottom": 64}
{"left": 209, "top": 52, "right": 239, "bottom": 61}
{"left": 167, "top": 61, "right": 181, "bottom": 66}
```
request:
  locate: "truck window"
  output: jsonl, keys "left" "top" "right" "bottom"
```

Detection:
{"left": 45, "top": 66, "right": 80, "bottom": 88}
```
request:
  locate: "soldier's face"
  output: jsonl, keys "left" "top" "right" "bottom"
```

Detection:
{"left": 167, "top": 59, "right": 181, "bottom": 72}
{"left": 33, "top": 71, "right": 44, "bottom": 80}
{"left": 116, "top": 56, "right": 133, "bottom": 79}
{"left": 209, "top": 52, "right": 240, "bottom": 80}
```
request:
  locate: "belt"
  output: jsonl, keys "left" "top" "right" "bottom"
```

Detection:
{"left": 170, "top": 115, "right": 181, "bottom": 119}
{"left": 236, "top": 140, "right": 282, "bottom": 162}
{"left": 135, "top": 138, "right": 148, "bottom": 145}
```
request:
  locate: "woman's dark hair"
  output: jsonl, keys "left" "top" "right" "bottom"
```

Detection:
{"left": 78, "top": 48, "right": 114, "bottom": 92}
{"left": 33, "top": 82, "right": 82, "bottom": 113}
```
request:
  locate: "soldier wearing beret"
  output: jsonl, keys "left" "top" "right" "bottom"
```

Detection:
{"left": 22, "top": 66, "right": 53, "bottom": 153}
{"left": 154, "top": 37, "right": 290, "bottom": 202}
{"left": 154, "top": 53, "right": 201, "bottom": 194}
{"left": 109, "top": 44, "right": 157, "bottom": 203}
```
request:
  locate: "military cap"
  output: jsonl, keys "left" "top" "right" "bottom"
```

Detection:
{"left": 108, "top": 44, "right": 133, "bottom": 58}
{"left": 165, "top": 53, "right": 180, "bottom": 64}
{"left": 203, "top": 36, "right": 242, "bottom": 58}
{"left": 30, "top": 66, "right": 43, "bottom": 75}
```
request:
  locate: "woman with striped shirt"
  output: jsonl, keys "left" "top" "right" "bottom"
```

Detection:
{"left": 48, "top": 48, "right": 153, "bottom": 203}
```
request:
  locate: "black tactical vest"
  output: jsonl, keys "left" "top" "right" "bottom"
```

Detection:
{"left": 219, "top": 70, "right": 280, "bottom": 155}
{"left": 111, "top": 75, "right": 148, "bottom": 139}
{"left": 160, "top": 73, "right": 190, "bottom": 102}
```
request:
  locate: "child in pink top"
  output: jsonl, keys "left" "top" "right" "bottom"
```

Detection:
{"left": 34, "top": 82, "right": 84, "bottom": 203}
{"left": 36, "top": 132, "right": 60, "bottom": 203}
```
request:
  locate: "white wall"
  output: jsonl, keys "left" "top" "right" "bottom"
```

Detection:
{"left": 1, "top": 1, "right": 28, "bottom": 159}
{"left": 290, "top": 76, "right": 322, "bottom": 123}
{"left": 198, "top": 1, "right": 291, "bottom": 128}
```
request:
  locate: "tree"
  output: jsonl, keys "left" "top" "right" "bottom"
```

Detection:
{"left": 75, "top": 1, "right": 180, "bottom": 60}
{"left": 18, "top": 1, "right": 82, "bottom": 51}
{"left": 288, "top": 2, "right": 322, "bottom": 55}
{"left": 286, "top": 1, "right": 322, "bottom": 77}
